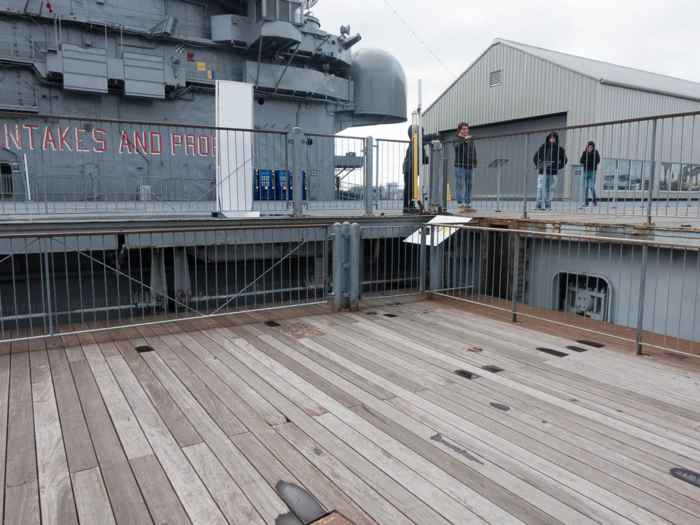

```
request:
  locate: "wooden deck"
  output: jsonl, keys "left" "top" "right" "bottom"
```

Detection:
{"left": 2, "top": 296, "right": 700, "bottom": 524}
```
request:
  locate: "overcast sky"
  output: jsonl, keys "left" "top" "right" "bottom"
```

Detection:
{"left": 314, "top": 0, "right": 700, "bottom": 140}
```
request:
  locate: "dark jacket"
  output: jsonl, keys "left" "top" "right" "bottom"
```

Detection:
{"left": 580, "top": 141, "right": 601, "bottom": 172}
{"left": 533, "top": 131, "right": 567, "bottom": 175}
{"left": 403, "top": 125, "right": 439, "bottom": 175}
{"left": 454, "top": 135, "right": 477, "bottom": 169}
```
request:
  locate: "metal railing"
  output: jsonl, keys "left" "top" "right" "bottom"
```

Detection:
{"left": 0, "top": 112, "right": 379, "bottom": 218}
{"left": 429, "top": 224, "right": 700, "bottom": 358}
{"left": 437, "top": 110, "right": 700, "bottom": 220}
{"left": 0, "top": 111, "right": 293, "bottom": 217}
{"left": 1, "top": 219, "right": 698, "bottom": 359}
{"left": 0, "top": 223, "right": 330, "bottom": 341}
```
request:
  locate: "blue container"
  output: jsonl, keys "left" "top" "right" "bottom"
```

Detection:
{"left": 276, "top": 170, "right": 306, "bottom": 201}
{"left": 254, "top": 170, "right": 275, "bottom": 200}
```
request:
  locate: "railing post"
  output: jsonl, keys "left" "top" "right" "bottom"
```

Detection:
{"left": 636, "top": 244, "right": 649, "bottom": 355}
{"left": 41, "top": 238, "right": 54, "bottom": 336}
{"left": 419, "top": 224, "right": 427, "bottom": 293}
{"left": 429, "top": 226, "right": 443, "bottom": 299}
{"left": 349, "top": 223, "right": 361, "bottom": 310}
{"left": 331, "top": 223, "right": 342, "bottom": 311}
{"left": 511, "top": 232, "right": 520, "bottom": 323}
{"left": 290, "top": 126, "right": 304, "bottom": 217}
{"left": 341, "top": 222, "right": 351, "bottom": 309}
{"left": 522, "top": 134, "right": 529, "bottom": 219}
{"left": 428, "top": 141, "right": 444, "bottom": 213}
{"left": 646, "top": 119, "right": 657, "bottom": 225}
{"left": 364, "top": 136, "right": 374, "bottom": 216}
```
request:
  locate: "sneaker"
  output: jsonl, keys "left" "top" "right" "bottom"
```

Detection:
{"left": 545, "top": 204, "right": 552, "bottom": 210}
{"left": 464, "top": 206, "right": 477, "bottom": 213}
{"left": 535, "top": 203, "right": 542, "bottom": 210}
{"left": 593, "top": 199, "right": 598, "bottom": 207}
{"left": 458, "top": 205, "right": 467, "bottom": 213}
{"left": 403, "top": 207, "right": 418, "bottom": 214}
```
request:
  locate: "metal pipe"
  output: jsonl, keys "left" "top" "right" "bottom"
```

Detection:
{"left": 448, "top": 224, "right": 700, "bottom": 251}
{"left": 522, "top": 134, "right": 529, "bottom": 219}
{"left": 646, "top": 119, "right": 657, "bottom": 225}
{"left": 364, "top": 136, "right": 374, "bottom": 216}
{"left": 0, "top": 223, "right": 332, "bottom": 240}
{"left": 331, "top": 222, "right": 342, "bottom": 311}
{"left": 511, "top": 231, "right": 520, "bottom": 322}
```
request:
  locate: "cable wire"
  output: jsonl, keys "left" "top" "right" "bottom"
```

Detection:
{"left": 381, "top": 0, "right": 456, "bottom": 79}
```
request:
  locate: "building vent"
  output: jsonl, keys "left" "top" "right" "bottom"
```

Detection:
{"left": 489, "top": 70, "right": 502, "bottom": 88}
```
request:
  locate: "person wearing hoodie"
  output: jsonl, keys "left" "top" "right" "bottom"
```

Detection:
{"left": 580, "top": 141, "right": 601, "bottom": 207}
{"left": 533, "top": 131, "right": 567, "bottom": 210}
{"left": 453, "top": 122, "right": 478, "bottom": 212}
{"left": 402, "top": 125, "right": 439, "bottom": 213}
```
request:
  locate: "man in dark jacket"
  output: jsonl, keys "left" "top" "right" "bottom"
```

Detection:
{"left": 453, "top": 122, "right": 478, "bottom": 212}
{"left": 580, "top": 141, "right": 601, "bottom": 207}
{"left": 403, "top": 125, "right": 439, "bottom": 213}
{"left": 533, "top": 131, "right": 567, "bottom": 210}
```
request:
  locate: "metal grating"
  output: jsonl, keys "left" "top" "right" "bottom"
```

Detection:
{"left": 489, "top": 69, "right": 502, "bottom": 87}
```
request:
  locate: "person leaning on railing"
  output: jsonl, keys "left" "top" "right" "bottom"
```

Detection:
{"left": 453, "top": 122, "right": 478, "bottom": 213}
{"left": 533, "top": 131, "right": 567, "bottom": 210}
{"left": 580, "top": 141, "right": 601, "bottom": 207}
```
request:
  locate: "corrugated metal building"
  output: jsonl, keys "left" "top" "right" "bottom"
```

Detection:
{"left": 423, "top": 39, "right": 700, "bottom": 201}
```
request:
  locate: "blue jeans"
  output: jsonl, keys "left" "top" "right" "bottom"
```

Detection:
{"left": 536, "top": 173, "right": 557, "bottom": 207}
{"left": 582, "top": 171, "right": 597, "bottom": 202}
{"left": 455, "top": 167, "right": 474, "bottom": 205}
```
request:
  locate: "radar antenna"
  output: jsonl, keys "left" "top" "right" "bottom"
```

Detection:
{"left": 302, "top": 0, "right": 319, "bottom": 11}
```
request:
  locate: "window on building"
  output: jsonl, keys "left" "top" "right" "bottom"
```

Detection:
{"left": 260, "top": 0, "right": 302, "bottom": 24}
{"left": 279, "top": 0, "right": 290, "bottom": 21}
{"left": 489, "top": 70, "right": 502, "bottom": 88}
{"left": 0, "top": 163, "right": 12, "bottom": 196}
{"left": 291, "top": 1, "right": 301, "bottom": 23}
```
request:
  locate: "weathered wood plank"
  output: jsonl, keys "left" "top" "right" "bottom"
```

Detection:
{"left": 112, "top": 339, "right": 202, "bottom": 447}
{"left": 71, "top": 467, "right": 116, "bottom": 525}
{"left": 230, "top": 431, "right": 376, "bottom": 525}
{"left": 4, "top": 482, "right": 40, "bottom": 525}
{"left": 47, "top": 348, "right": 98, "bottom": 473}
{"left": 81, "top": 343, "right": 152, "bottom": 460}
{"left": 29, "top": 347, "right": 79, "bottom": 525}
{"left": 140, "top": 349, "right": 290, "bottom": 523}
{"left": 276, "top": 422, "right": 418, "bottom": 525}
{"left": 183, "top": 442, "right": 265, "bottom": 525}
{"left": 68, "top": 359, "right": 153, "bottom": 525}
{"left": 107, "top": 354, "right": 227, "bottom": 525}
{"left": 0, "top": 354, "right": 10, "bottom": 522}
{"left": 154, "top": 333, "right": 250, "bottom": 435}
{"left": 169, "top": 329, "right": 288, "bottom": 426}
{"left": 5, "top": 349, "right": 37, "bottom": 488}
{"left": 129, "top": 454, "right": 190, "bottom": 525}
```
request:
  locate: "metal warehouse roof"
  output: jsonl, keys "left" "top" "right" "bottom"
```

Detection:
{"left": 426, "top": 38, "right": 700, "bottom": 114}
{"left": 496, "top": 39, "right": 700, "bottom": 101}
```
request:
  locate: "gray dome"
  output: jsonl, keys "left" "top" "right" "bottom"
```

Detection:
{"left": 350, "top": 48, "right": 407, "bottom": 124}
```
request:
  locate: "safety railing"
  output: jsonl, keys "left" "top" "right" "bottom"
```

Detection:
{"left": 1, "top": 219, "right": 698, "bottom": 360}
{"left": 0, "top": 223, "right": 330, "bottom": 342}
{"left": 438, "top": 110, "right": 700, "bottom": 220}
{"left": 0, "top": 111, "right": 292, "bottom": 217}
{"left": 304, "top": 132, "right": 369, "bottom": 213}
{"left": 429, "top": 224, "right": 700, "bottom": 358}
{"left": 374, "top": 139, "right": 410, "bottom": 212}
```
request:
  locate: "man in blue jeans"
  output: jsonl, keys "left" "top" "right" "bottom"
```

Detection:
{"left": 453, "top": 122, "right": 477, "bottom": 212}
{"left": 580, "top": 141, "right": 601, "bottom": 207}
{"left": 533, "top": 131, "right": 567, "bottom": 210}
